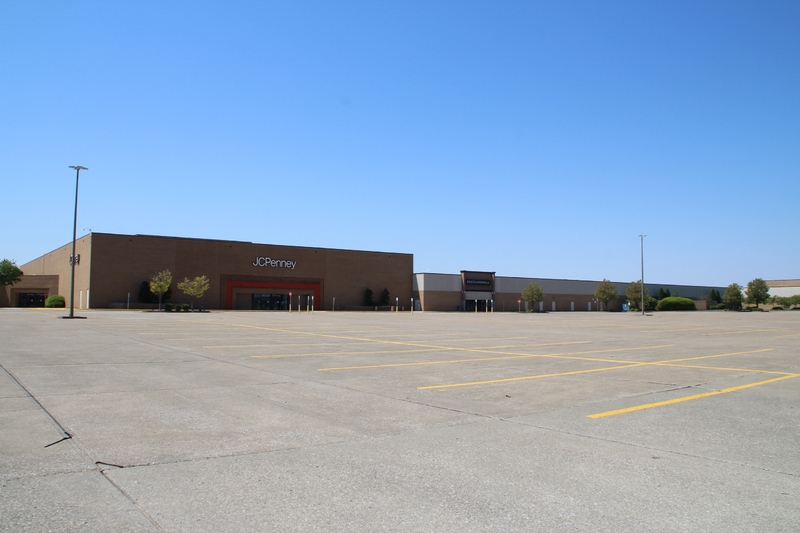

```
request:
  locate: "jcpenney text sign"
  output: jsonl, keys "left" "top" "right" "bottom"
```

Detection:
{"left": 252, "top": 256, "right": 296, "bottom": 270}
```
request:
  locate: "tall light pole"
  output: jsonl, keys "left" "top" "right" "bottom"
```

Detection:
{"left": 66, "top": 166, "right": 87, "bottom": 319}
{"left": 639, "top": 234, "right": 646, "bottom": 315}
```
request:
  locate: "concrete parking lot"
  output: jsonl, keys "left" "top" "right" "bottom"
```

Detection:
{"left": 1, "top": 308, "right": 799, "bottom": 532}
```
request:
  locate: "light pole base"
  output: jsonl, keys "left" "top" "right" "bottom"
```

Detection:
{"left": 60, "top": 316, "right": 87, "bottom": 319}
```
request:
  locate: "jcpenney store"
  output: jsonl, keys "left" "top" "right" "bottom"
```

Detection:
{"left": 14, "top": 233, "right": 413, "bottom": 311}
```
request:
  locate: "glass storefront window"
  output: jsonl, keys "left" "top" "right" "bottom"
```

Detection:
{"left": 250, "top": 293, "right": 290, "bottom": 310}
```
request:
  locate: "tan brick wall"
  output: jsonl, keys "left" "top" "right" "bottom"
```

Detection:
{"left": 23, "top": 233, "right": 413, "bottom": 310}
{"left": 19, "top": 235, "right": 92, "bottom": 309}
{"left": 1, "top": 275, "right": 60, "bottom": 307}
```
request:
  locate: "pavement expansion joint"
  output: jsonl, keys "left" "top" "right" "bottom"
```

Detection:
{"left": 43, "top": 435, "right": 73, "bottom": 448}
{"left": 98, "top": 470, "right": 168, "bottom": 533}
{"left": 1, "top": 363, "right": 73, "bottom": 441}
{"left": 95, "top": 461, "right": 125, "bottom": 469}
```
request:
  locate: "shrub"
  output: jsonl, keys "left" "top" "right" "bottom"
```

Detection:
{"left": 45, "top": 295, "right": 65, "bottom": 308}
{"left": 164, "top": 302, "right": 174, "bottom": 311}
{"left": 644, "top": 296, "right": 658, "bottom": 311}
{"left": 710, "top": 303, "right": 726, "bottom": 310}
{"left": 657, "top": 297, "right": 696, "bottom": 311}
{"left": 181, "top": 303, "right": 190, "bottom": 311}
{"left": 379, "top": 288, "right": 390, "bottom": 306}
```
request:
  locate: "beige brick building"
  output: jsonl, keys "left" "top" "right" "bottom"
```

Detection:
{"left": 5, "top": 232, "right": 730, "bottom": 312}
{"left": 11, "top": 233, "right": 413, "bottom": 310}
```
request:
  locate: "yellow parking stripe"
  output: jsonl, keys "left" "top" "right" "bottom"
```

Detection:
{"left": 701, "top": 329, "right": 779, "bottom": 336}
{"left": 413, "top": 349, "right": 774, "bottom": 389}
{"left": 207, "top": 342, "right": 342, "bottom": 348}
{"left": 320, "top": 345, "right": 673, "bottom": 371}
{"left": 652, "top": 348, "right": 772, "bottom": 364}
{"left": 474, "top": 341, "right": 593, "bottom": 350}
{"left": 417, "top": 363, "right": 648, "bottom": 390}
{"left": 253, "top": 348, "right": 452, "bottom": 359}
{"left": 654, "top": 363, "right": 791, "bottom": 375}
{"left": 587, "top": 374, "right": 800, "bottom": 418}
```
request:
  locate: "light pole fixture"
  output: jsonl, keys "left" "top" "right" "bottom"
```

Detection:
{"left": 64, "top": 166, "right": 88, "bottom": 319}
{"left": 639, "top": 234, "right": 646, "bottom": 315}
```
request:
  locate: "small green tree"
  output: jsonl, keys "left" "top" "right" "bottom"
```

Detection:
{"left": 364, "top": 288, "right": 374, "bottom": 306}
{"left": 705, "top": 288, "right": 722, "bottom": 305}
{"left": 138, "top": 280, "right": 171, "bottom": 304}
{"left": 626, "top": 280, "right": 647, "bottom": 310}
{"left": 0, "top": 259, "right": 23, "bottom": 287}
{"left": 379, "top": 288, "right": 390, "bottom": 306}
{"left": 149, "top": 269, "right": 172, "bottom": 311}
{"left": 177, "top": 275, "right": 210, "bottom": 310}
{"left": 723, "top": 283, "right": 744, "bottom": 310}
{"left": 595, "top": 279, "right": 618, "bottom": 311}
{"left": 745, "top": 278, "right": 770, "bottom": 308}
{"left": 521, "top": 283, "right": 544, "bottom": 312}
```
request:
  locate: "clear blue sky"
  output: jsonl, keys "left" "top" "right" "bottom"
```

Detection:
{"left": 2, "top": 1, "right": 798, "bottom": 287}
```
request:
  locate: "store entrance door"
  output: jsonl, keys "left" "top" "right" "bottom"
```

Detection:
{"left": 18, "top": 293, "right": 46, "bottom": 307}
{"left": 464, "top": 299, "right": 488, "bottom": 312}
{"left": 251, "top": 293, "right": 290, "bottom": 310}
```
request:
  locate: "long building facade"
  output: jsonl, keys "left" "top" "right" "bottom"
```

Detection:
{"left": 412, "top": 271, "right": 727, "bottom": 312}
{"left": 4, "top": 232, "right": 740, "bottom": 312}
{"left": 11, "top": 233, "right": 413, "bottom": 311}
